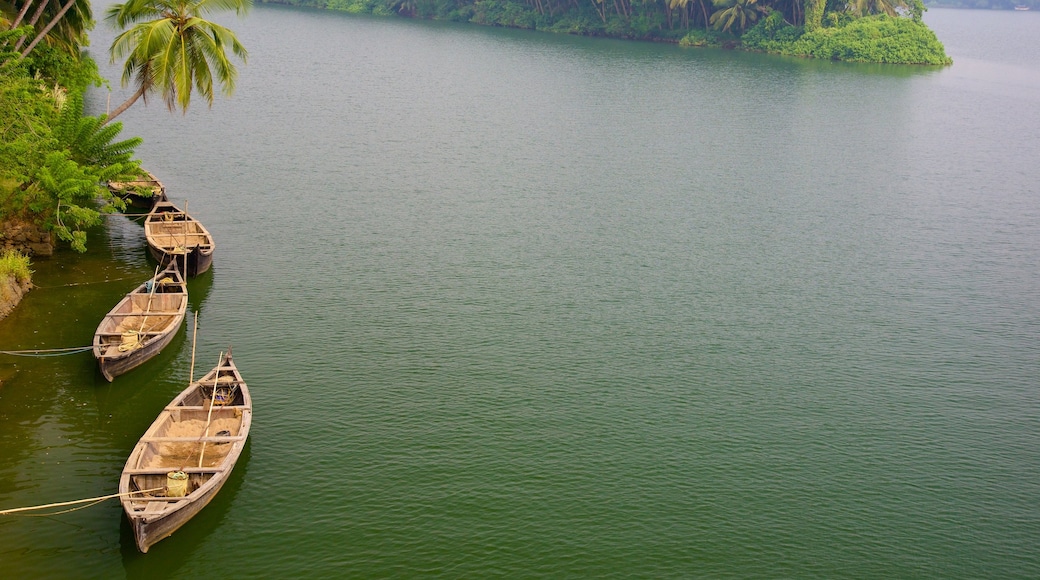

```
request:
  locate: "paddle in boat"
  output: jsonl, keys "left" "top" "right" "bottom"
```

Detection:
{"left": 120, "top": 349, "right": 252, "bottom": 553}
{"left": 93, "top": 261, "right": 188, "bottom": 382}
{"left": 144, "top": 196, "right": 215, "bottom": 277}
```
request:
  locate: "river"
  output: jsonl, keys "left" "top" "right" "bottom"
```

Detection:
{"left": 0, "top": 6, "right": 1038, "bottom": 578}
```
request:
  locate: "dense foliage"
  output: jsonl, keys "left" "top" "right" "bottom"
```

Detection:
{"left": 260, "top": 0, "right": 950, "bottom": 64}
{"left": 0, "top": 25, "right": 142, "bottom": 251}
{"left": 742, "top": 10, "right": 950, "bottom": 64}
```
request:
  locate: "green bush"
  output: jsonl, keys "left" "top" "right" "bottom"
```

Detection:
{"left": 743, "top": 13, "right": 950, "bottom": 65}
{"left": 797, "top": 15, "right": 950, "bottom": 64}
{"left": 1, "top": 48, "right": 142, "bottom": 252}
{"left": 679, "top": 28, "right": 730, "bottom": 47}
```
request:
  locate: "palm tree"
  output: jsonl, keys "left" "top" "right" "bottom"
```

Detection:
{"left": 2, "top": 0, "right": 92, "bottom": 57}
{"left": 710, "top": 0, "right": 768, "bottom": 33}
{"left": 103, "top": 0, "right": 250, "bottom": 124}
{"left": 847, "top": 0, "right": 907, "bottom": 17}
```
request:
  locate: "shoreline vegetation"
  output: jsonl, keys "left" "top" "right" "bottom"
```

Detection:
{"left": 258, "top": 0, "right": 952, "bottom": 65}
{"left": 1, "top": 0, "right": 251, "bottom": 317}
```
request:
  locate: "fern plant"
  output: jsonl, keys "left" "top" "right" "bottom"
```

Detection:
{"left": 53, "top": 92, "right": 143, "bottom": 184}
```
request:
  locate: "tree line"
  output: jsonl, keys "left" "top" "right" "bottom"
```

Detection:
{"left": 259, "top": 0, "right": 949, "bottom": 64}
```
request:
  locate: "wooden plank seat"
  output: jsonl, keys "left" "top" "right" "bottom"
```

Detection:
{"left": 139, "top": 435, "right": 246, "bottom": 443}
{"left": 125, "top": 467, "right": 220, "bottom": 475}
{"left": 104, "top": 311, "right": 184, "bottom": 316}
{"left": 165, "top": 405, "right": 248, "bottom": 411}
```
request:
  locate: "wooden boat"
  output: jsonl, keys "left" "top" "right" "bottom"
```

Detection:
{"left": 93, "top": 262, "right": 188, "bottom": 382}
{"left": 108, "top": 169, "right": 165, "bottom": 209}
{"left": 144, "top": 197, "right": 215, "bottom": 277}
{"left": 120, "top": 350, "right": 252, "bottom": 553}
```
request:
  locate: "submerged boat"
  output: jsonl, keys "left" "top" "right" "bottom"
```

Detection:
{"left": 108, "top": 170, "right": 165, "bottom": 209}
{"left": 93, "top": 262, "right": 188, "bottom": 382}
{"left": 144, "top": 197, "right": 215, "bottom": 277}
{"left": 120, "top": 350, "right": 252, "bottom": 553}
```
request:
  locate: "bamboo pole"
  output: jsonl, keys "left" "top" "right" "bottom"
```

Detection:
{"left": 182, "top": 200, "right": 190, "bottom": 274}
{"left": 189, "top": 311, "right": 199, "bottom": 385}
{"left": 136, "top": 264, "right": 162, "bottom": 337}
{"left": 198, "top": 351, "right": 224, "bottom": 468}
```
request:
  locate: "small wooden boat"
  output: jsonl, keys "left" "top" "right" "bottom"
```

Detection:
{"left": 93, "top": 262, "right": 188, "bottom": 382}
{"left": 108, "top": 169, "right": 165, "bottom": 209}
{"left": 120, "top": 349, "right": 252, "bottom": 553}
{"left": 144, "top": 197, "right": 215, "bottom": 277}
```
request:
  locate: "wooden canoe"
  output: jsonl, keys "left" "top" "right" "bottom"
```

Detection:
{"left": 108, "top": 169, "right": 165, "bottom": 209}
{"left": 144, "top": 197, "right": 215, "bottom": 277}
{"left": 93, "top": 262, "right": 188, "bottom": 382}
{"left": 120, "top": 349, "right": 252, "bottom": 553}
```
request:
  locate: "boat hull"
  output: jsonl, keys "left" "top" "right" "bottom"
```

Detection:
{"left": 146, "top": 245, "right": 213, "bottom": 278}
{"left": 92, "top": 264, "right": 188, "bottom": 382}
{"left": 130, "top": 472, "right": 230, "bottom": 553}
{"left": 97, "top": 325, "right": 180, "bottom": 382}
{"left": 108, "top": 171, "right": 165, "bottom": 209}
{"left": 120, "top": 351, "right": 251, "bottom": 553}
{"left": 143, "top": 198, "right": 216, "bottom": 278}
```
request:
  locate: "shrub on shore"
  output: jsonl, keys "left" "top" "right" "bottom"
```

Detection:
{"left": 0, "top": 250, "right": 31, "bottom": 285}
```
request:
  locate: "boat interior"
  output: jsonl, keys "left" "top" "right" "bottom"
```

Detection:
{"left": 95, "top": 292, "right": 185, "bottom": 355}
{"left": 124, "top": 386, "right": 247, "bottom": 506}
{"left": 147, "top": 207, "right": 213, "bottom": 251}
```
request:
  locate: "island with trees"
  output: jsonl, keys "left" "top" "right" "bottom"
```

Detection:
{"left": 259, "top": 0, "right": 951, "bottom": 65}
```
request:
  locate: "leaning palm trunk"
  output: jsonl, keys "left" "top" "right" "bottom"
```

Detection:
{"left": 20, "top": 0, "right": 78, "bottom": 56}
{"left": 104, "top": 82, "right": 149, "bottom": 125}
{"left": 10, "top": 0, "right": 35, "bottom": 30}
{"left": 13, "top": 0, "right": 48, "bottom": 50}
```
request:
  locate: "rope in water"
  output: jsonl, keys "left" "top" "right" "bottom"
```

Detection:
{"left": 0, "top": 487, "right": 167, "bottom": 517}
{"left": 30, "top": 275, "right": 146, "bottom": 289}
{"left": 0, "top": 346, "right": 93, "bottom": 357}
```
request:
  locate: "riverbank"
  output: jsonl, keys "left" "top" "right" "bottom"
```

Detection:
{"left": 0, "top": 220, "right": 51, "bottom": 320}
{"left": 0, "top": 247, "right": 33, "bottom": 322}
{"left": 0, "top": 271, "right": 31, "bottom": 321}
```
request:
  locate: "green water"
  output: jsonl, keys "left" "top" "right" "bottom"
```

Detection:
{"left": 1, "top": 7, "right": 1038, "bottom": 578}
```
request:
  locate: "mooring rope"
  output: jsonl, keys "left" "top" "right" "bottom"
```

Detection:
{"left": 0, "top": 346, "right": 93, "bottom": 357}
{"left": 30, "top": 275, "right": 144, "bottom": 289}
{"left": 0, "top": 487, "right": 166, "bottom": 517}
{"left": 101, "top": 214, "right": 148, "bottom": 222}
